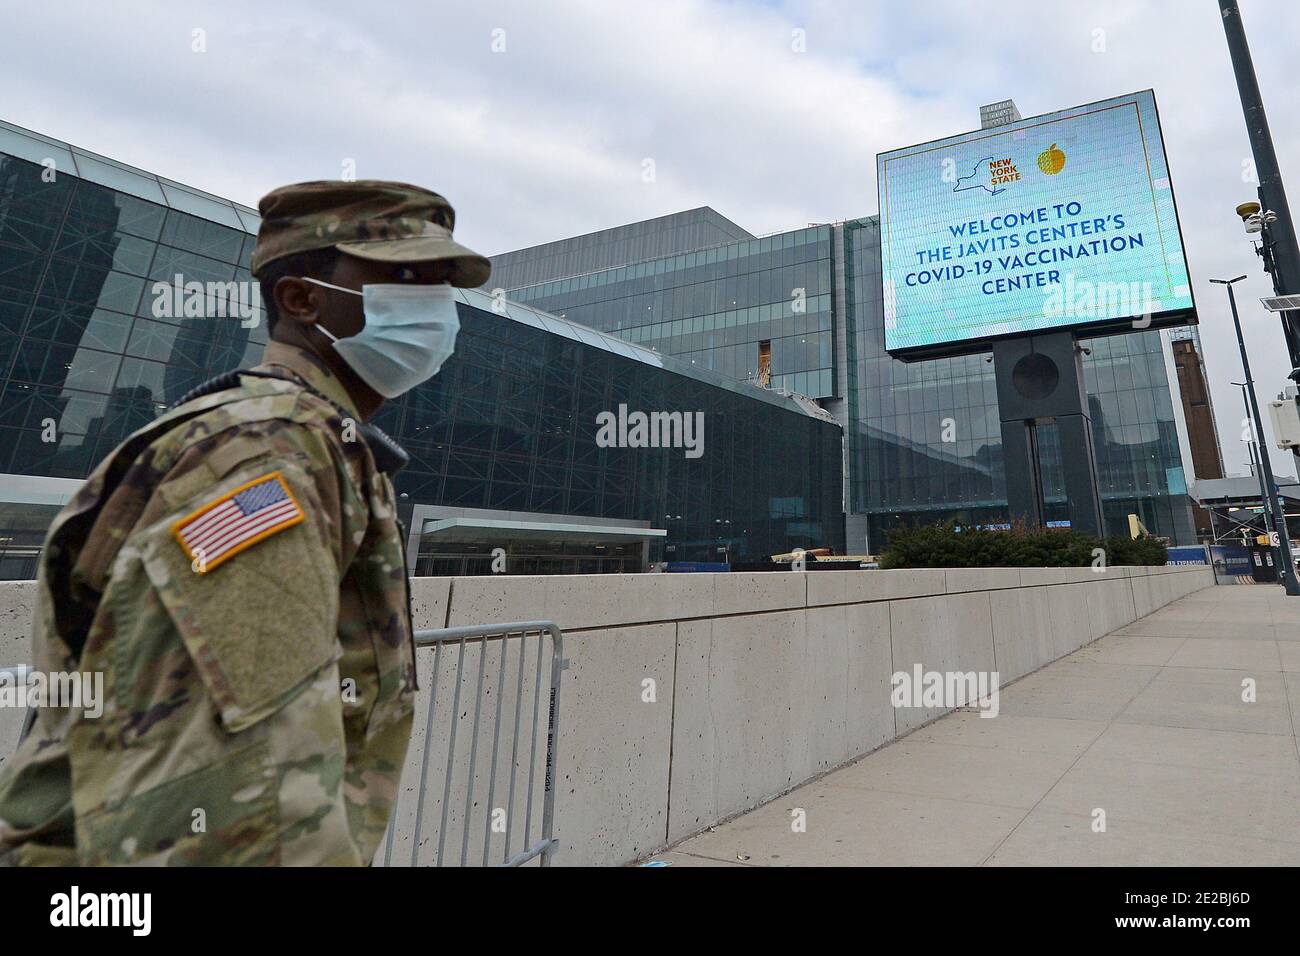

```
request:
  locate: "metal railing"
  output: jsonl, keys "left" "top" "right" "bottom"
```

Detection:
{"left": 380, "top": 620, "right": 565, "bottom": 868}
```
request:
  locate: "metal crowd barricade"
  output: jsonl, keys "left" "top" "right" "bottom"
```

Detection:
{"left": 4, "top": 622, "right": 567, "bottom": 869}
{"left": 381, "top": 620, "right": 565, "bottom": 868}
{"left": 0, "top": 665, "right": 33, "bottom": 747}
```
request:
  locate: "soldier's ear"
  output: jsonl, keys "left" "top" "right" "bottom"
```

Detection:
{"left": 273, "top": 276, "right": 322, "bottom": 328}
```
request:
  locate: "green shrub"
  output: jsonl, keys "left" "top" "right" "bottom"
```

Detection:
{"left": 1101, "top": 534, "right": 1169, "bottom": 567}
{"left": 878, "top": 521, "right": 1168, "bottom": 569}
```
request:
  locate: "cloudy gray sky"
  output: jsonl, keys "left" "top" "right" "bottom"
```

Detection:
{"left": 2, "top": 0, "right": 1298, "bottom": 476}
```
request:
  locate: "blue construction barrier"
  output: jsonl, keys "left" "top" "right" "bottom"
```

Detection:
{"left": 1208, "top": 544, "right": 1253, "bottom": 577}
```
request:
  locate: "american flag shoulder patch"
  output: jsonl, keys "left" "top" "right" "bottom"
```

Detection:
{"left": 171, "top": 470, "right": 306, "bottom": 573}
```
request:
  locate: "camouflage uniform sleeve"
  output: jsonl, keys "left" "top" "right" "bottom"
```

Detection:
{"left": 69, "top": 417, "right": 370, "bottom": 865}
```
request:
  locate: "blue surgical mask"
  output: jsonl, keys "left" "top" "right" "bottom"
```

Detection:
{"left": 303, "top": 278, "right": 460, "bottom": 398}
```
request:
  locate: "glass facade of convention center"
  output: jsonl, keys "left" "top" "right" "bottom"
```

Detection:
{"left": 494, "top": 212, "right": 1199, "bottom": 549}
{"left": 405, "top": 299, "right": 843, "bottom": 570}
{"left": 509, "top": 225, "right": 837, "bottom": 401}
{"left": 0, "top": 122, "right": 843, "bottom": 578}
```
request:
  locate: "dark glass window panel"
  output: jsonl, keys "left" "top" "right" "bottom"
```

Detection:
{"left": 66, "top": 183, "right": 165, "bottom": 241}
{"left": 530, "top": 462, "right": 568, "bottom": 488}
{"left": 453, "top": 396, "right": 495, "bottom": 426}
{"left": 236, "top": 340, "right": 263, "bottom": 369}
{"left": 0, "top": 382, "right": 92, "bottom": 431}
{"left": 441, "top": 475, "right": 486, "bottom": 507}
{"left": 569, "top": 466, "right": 600, "bottom": 492}
{"left": 393, "top": 471, "right": 441, "bottom": 501}
{"left": 444, "top": 450, "right": 491, "bottom": 480}
{"left": 100, "top": 387, "right": 166, "bottom": 433}
{"left": 528, "top": 485, "right": 565, "bottom": 513}
{"left": 12, "top": 339, "right": 117, "bottom": 393}
{"left": 245, "top": 309, "right": 268, "bottom": 345}
{"left": 403, "top": 416, "right": 450, "bottom": 447}
{"left": 65, "top": 347, "right": 122, "bottom": 394}
{"left": 600, "top": 495, "right": 630, "bottom": 518}
{"left": 126, "top": 317, "right": 214, "bottom": 369}
{"left": 38, "top": 261, "right": 144, "bottom": 315}
{"left": 147, "top": 246, "right": 237, "bottom": 287}
{"left": 0, "top": 157, "right": 76, "bottom": 253}
{"left": 53, "top": 226, "right": 155, "bottom": 277}
{"left": 159, "top": 211, "right": 244, "bottom": 263}
{"left": 364, "top": 394, "right": 400, "bottom": 428}
{"left": 491, "top": 458, "right": 531, "bottom": 485}
{"left": 0, "top": 244, "right": 47, "bottom": 295}
{"left": 494, "top": 423, "right": 535, "bottom": 457}
{"left": 24, "top": 304, "right": 133, "bottom": 352}
{"left": 448, "top": 422, "right": 494, "bottom": 454}
{"left": 486, "top": 482, "right": 527, "bottom": 511}
{"left": 0, "top": 206, "right": 63, "bottom": 255}
{"left": 458, "top": 334, "right": 502, "bottom": 367}
{"left": 115, "top": 355, "right": 201, "bottom": 405}
{"left": 401, "top": 443, "right": 447, "bottom": 475}
{"left": 2, "top": 425, "right": 91, "bottom": 478}
{"left": 0, "top": 286, "right": 34, "bottom": 336}
{"left": 459, "top": 362, "right": 501, "bottom": 400}
{"left": 0, "top": 333, "right": 17, "bottom": 382}
{"left": 54, "top": 389, "right": 111, "bottom": 435}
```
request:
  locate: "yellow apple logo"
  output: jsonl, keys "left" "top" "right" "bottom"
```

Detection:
{"left": 1037, "top": 143, "right": 1066, "bottom": 175}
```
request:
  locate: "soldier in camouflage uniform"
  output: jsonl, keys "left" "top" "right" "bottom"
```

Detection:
{"left": 0, "top": 181, "right": 490, "bottom": 865}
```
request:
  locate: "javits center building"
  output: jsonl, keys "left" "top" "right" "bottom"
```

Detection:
{"left": 493, "top": 105, "right": 1213, "bottom": 551}
{"left": 0, "top": 119, "right": 843, "bottom": 579}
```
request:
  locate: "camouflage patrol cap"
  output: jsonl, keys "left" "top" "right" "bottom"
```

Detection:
{"left": 250, "top": 180, "right": 491, "bottom": 287}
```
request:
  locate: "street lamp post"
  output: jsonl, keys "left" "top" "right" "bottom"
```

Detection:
{"left": 1232, "top": 381, "right": 1279, "bottom": 554}
{"left": 1214, "top": 276, "right": 1300, "bottom": 594}
{"left": 1220, "top": 0, "right": 1300, "bottom": 368}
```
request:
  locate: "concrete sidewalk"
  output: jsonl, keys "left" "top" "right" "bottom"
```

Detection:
{"left": 647, "top": 584, "right": 1300, "bottom": 866}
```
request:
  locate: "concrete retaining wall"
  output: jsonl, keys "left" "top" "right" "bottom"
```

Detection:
{"left": 0, "top": 565, "right": 1213, "bottom": 865}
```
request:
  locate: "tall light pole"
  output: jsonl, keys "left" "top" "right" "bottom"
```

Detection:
{"left": 1232, "top": 380, "right": 1277, "bottom": 547}
{"left": 1219, "top": 1, "right": 1300, "bottom": 368}
{"left": 1214, "top": 275, "right": 1300, "bottom": 594}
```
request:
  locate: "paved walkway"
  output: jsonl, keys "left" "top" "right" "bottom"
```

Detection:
{"left": 649, "top": 584, "right": 1300, "bottom": 866}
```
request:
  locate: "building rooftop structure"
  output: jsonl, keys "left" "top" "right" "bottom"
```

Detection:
{"left": 486, "top": 206, "right": 754, "bottom": 291}
{"left": 0, "top": 117, "right": 262, "bottom": 230}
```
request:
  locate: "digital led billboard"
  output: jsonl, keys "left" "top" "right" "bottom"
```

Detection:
{"left": 878, "top": 90, "right": 1194, "bottom": 355}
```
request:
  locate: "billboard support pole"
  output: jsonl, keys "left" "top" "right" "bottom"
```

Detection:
{"left": 993, "top": 331, "right": 1105, "bottom": 538}
{"left": 1001, "top": 408, "right": 1046, "bottom": 530}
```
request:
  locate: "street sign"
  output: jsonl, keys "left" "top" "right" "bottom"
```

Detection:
{"left": 1270, "top": 531, "right": 1281, "bottom": 547}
